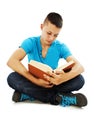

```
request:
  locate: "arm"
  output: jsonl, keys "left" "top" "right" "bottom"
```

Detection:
{"left": 7, "top": 48, "right": 53, "bottom": 88}
{"left": 44, "top": 55, "right": 84, "bottom": 85}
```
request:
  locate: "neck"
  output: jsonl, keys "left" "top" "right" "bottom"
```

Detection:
{"left": 40, "top": 38, "right": 50, "bottom": 49}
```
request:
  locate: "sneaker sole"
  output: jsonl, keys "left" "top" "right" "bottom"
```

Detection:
{"left": 74, "top": 93, "right": 88, "bottom": 107}
{"left": 12, "top": 91, "right": 21, "bottom": 102}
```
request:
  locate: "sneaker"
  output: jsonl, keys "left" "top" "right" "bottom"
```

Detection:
{"left": 12, "top": 91, "right": 35, "bottom": 102}
{"left": 20, "top": 93, "right": 35, "bottom": 102}
{"left": 59, "top": 93, "right": 87, "bottom": 107}
{"left": 12, "top": 91, "right": 21, "bottom": 102}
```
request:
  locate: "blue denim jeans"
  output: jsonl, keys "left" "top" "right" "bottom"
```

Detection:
{"left": 7, "top": 72, "right": 85, "bottom": 105}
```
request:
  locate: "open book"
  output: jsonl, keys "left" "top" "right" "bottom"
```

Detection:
{"left": 28, "top": 60, "right": 75, "bottom": 80}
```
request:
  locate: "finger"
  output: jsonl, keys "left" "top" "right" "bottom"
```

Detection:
{"left": 43, "top": 74, "right": 51, "bottom": 81}
{"left": 45, "top": 84, "right": 54, "bottom": 88}
{"left": 55, "top": 70, "right": 64, "bottom": 74}
{"left": 48, "top": 72, "right": 57, "bottom": 78}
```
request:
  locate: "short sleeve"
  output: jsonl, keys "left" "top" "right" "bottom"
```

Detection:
{"left": 20, "top": 38, "right": 34, "bottom": 54}
{"left": 60, "top": 43, "right": 72, "bottom": 59}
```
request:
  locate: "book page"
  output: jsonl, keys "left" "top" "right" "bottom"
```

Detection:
{"left": 29, "top": 60, "right": 53, "bottom": 73}
{"left": 54, "top": 60, "right": 75, "bottom": 72}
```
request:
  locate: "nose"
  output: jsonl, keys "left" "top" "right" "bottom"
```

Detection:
{"left": 48, "top": 35, "right": 54, "bottom": 41}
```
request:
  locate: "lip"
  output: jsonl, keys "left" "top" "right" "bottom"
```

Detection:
{"left": 46, "top": 40, "right": 52, "bottom": 44}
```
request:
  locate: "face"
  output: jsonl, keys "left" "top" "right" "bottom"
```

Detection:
{"left": 40, "top": 21, "right": 61, "bottom": 46}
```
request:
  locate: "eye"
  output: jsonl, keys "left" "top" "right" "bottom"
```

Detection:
{"left": 47, "top": 32, "right": 58, "bottom": 38}
{"left": 47, "top": 32, "right": 51, "bottom": 35}
{"left": 54, "top": 34, "right": 58, "bottom": 37}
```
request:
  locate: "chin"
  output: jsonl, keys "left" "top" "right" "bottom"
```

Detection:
{"left": 46, "top": 41, "right": 52, "bottom": 45}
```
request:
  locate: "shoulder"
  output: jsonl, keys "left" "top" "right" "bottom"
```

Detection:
{"left": 20, "top": 36, "right": 40, "bottom": 52}
{"left": 22, "top": 36, "right": 40, "bottom": 44}
{"left": 53, "top": 40, "right": 72, "bottom": 59}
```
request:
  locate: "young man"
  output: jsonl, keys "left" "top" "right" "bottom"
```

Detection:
{"left": 7, "top": 12, "right": 87, "bottom": 107}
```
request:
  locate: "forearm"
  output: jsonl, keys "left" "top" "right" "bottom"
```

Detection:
{"left": 61, "top": 63, "right": 84, "bottom": 82}
{"left": 7, "top": 59, "right": 53, "bottom": 88}
{"left": 44, "top": 63, "right": 84, "bottom": 85}
{"left": 7, "top": 59, "right": 39, "bottom": 84}
{"left": 61, "top": 70, "right": 82, "bottom": 83}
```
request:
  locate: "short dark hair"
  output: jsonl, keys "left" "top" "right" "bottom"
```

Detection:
{"left": 44, "top": 12, "right": 63, "bottom": 28}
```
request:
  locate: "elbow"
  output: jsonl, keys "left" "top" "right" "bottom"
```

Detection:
{"left": 7, "top": 58, "right": 13, "bottom": 68}
{"left": 7, "top": 60, "right": 11, "bottom": 68}
{"left": 73, "top": 63, "right": 85, "bottom": 75}
{"left": 7, "top": 59, "right": 10, "bottom": 66}
{"left": 79, "top": 64, "right": 85, "bottom": 74}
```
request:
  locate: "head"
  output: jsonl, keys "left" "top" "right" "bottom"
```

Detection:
{"left": 40, "top": 12, "right": 63, "bottom": 46}
{"left": 43, "top": 12, "right": 63, "bottom": 28}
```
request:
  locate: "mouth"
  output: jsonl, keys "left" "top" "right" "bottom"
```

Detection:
{"left": 46, "top": 40, "right": 52, "bottom": 44}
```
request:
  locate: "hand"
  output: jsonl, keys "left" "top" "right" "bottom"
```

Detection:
{"left": 36, "top": 78, "right": 54, "bottom": 88}
{"left": 43, "top": 71, "right": 65, "bottom": 85}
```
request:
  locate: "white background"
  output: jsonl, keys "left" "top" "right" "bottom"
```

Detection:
{"left": 0, "top": 0, "right": 94, "bottom": 129}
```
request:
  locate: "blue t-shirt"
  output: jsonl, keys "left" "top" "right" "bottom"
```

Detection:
{"left": 20, "top": 36, "right": 72, "bottom": 69}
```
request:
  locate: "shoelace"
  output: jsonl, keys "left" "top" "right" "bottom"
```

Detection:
{"left": 20, "top": 94, "right": 35, "bottom": 101}
{"left": 61, "top": 96, "right": 77, "bottom": 107}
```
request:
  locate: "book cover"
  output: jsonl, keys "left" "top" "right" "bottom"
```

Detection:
{"left": 28, "top": 60, "right": 75, "bottom": 80}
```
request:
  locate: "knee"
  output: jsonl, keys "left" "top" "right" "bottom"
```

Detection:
{"left": 76, "top": 74, "right": 85, "bottom": 90}
{"left": 7, "top": 72, "right": 16, "bottom": 83}
{"left": 79, "top": 75, "right": 85, "bottom": 86}
{"left": 7, "top": 72, "right": 19, "bottom": 88}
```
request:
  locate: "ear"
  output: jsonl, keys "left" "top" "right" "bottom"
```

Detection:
{"left": 40, "top": 24, "right": 43, "bottom": 30}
